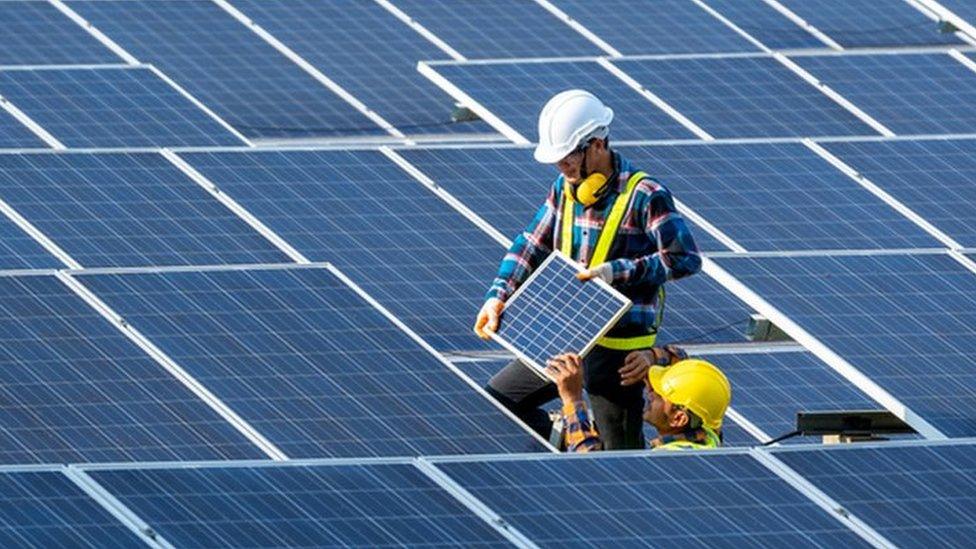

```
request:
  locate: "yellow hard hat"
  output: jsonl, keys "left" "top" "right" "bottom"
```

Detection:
{"left": 647, "top": 359, "right": 731, "bottom": 431}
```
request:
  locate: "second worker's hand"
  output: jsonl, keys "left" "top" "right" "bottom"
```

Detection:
{"left": 575, "top": 262, "right": 613, "bottom": 284}
{"left": 545, "top": 353, "right": 584, "bottom": 402}
{"left": 618, "top": 350, "right": 654, "bottom": 386}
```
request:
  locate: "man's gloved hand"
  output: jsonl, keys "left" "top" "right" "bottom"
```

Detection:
{"left": 545, "top": 353, "right": 584, "bottom": 402}
{"left": 575, "top": 262, "right": 613, "bottom": 284}
{"left": 473, "top": 297, "right": 504, "bottom": 340}
{"left": 619, "top": 344, "right": 688, "bottom": 386}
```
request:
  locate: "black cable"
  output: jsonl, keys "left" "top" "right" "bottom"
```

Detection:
{"left": 763, "top": 430, "right": 801, "bottom": 446}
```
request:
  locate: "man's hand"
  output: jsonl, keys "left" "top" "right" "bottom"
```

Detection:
{"left": 545, "top": 353, "right": 585, "bottom": 402}
{"left": 575, "top": 262, "right": 613, "bottom": 284}
{"left": 620, "top": 345, "right": 688, "bottom": 386}
{"left": 474, "top": 298, "right": 504, "bottom": 340}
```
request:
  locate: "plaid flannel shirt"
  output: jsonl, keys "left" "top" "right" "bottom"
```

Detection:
{"left": 485, "top": 153, "right": 701, "bottom": 337}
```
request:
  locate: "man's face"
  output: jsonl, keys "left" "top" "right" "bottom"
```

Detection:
{"left": 643, "top": 385, "right": 672, "bottom": 430}
{"left": 555, "top": 145, "right": 586, "bottom": 184}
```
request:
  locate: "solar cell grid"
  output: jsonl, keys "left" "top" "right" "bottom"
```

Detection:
{"left": 494, "top": 252, "right": 630, "bottom": 374}
{"left": 702, "top": 0, "right": 827, "bottom": 50}
{"left": 0, "top": 109, "right": 47, "bottom": 149}
{"left": 0, "top": 66, "right": 244, "bottom": 148}
{"left": 793, "top": 52, "right": 976, "bottom": 135}
{"left": 0, "top": 207, "right": 62, "bottom": 270}
{"left": 0, "top": 1, "right": 118, "bottom": 65}
{"left": 79, "top": 266, "right": 548, "bottom": 457}
{"left": 612, "top": 56, "right": 877, "bottom": 138}
{"left": 0, "top": 152, "right": 290, "bottom": 268}
{"left": 68, "top": 0, "right": 385, "bottom": 138}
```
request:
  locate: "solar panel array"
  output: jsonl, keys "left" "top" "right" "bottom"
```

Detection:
{"left": 1, "top": 0, "right": 976, "bottom": 544}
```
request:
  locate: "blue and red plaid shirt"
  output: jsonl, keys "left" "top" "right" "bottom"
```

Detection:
{"left": 486, "top": 152, "right": 701, "bottom": 338}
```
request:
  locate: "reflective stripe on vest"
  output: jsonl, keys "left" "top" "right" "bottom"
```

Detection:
{"left": 560, "top": 171, "right": 665, "bottom": 351}
{"left": 655, "top": 428, "right": 721, "bottom": 451}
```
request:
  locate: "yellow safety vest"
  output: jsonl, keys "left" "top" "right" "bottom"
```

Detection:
{"left": 654, "top": 428, "right": 721, "bottom": 451}
{"left": 560, "top": 171, "right": 666, "bottom": 351}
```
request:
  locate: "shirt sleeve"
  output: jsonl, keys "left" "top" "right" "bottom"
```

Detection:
{"left": 609, "top": 179, "right": 701, "bottom": 287}
{"left": 562, "top": 400, "right": 603, "bottom": 453}
{"left": 485, "top": 181, "right": 559, "bottom": 302}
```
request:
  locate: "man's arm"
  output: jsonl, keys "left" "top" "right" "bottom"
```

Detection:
{"left": 546, "top": 353, "right": 603, "bottom": 452}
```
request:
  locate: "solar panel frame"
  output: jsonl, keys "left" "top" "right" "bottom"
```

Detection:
{"left": 491, "top": 251, "right": 631, "bottom": 377}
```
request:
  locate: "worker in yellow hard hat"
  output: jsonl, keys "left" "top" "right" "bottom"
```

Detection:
{"left": 545, "top": 349, "right": 731, "bottom": 451}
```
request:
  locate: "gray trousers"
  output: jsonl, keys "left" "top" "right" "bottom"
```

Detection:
{"left": 485, "top": 346, "right": 645, "bottom": 450}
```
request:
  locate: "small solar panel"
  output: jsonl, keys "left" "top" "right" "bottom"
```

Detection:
{"left": 0, "top": 274, "right": 263, "bottom": 464}
{"left": 232, "top": 0, "right": 492, "bottom": 136}
{"left": 182, "top": 149, "right": 507, "bottom": 352}
{"left": 775, "top": 0, "right": 963, "bottom": 47}
{"left": 80, "top": 266, "right": 548, "bottom": 457}
{"left": 0, "top": 67, "right": 244, "bottom": 148}
{"left": 434, "top": 453, "right": 872, "bottom": 547}
{"left": 0, "top": 1, "right": 118, "bottom": 65}
{"left": 774, "top": 441, "right": 976, "bottom": 546}
{"left": 612, "top": 56, "right": 877, "bottom": 138}
{"left": 393, "top": 0, "right": 604, "bottom": 58}
{"left": 793, "top": 52, "right": 976, "bottom": 135}
{"left": 0, "top": 469, "right": 143, "bottom": 547}
{"left": 0, "top": 152, "right": 290, "bottom": 267}
{"left": 556, "top": 0, "right": 761, "bottom": 54}
{"left": 428, "top": 60, "right": 697, "bottom": 141}
{"left": 702, "top": 0, "right": 827, "bottom": 50}
{"left": 68, "top": 0, "right": 385, "bottom": 138}
{"left": 716, "top": 253, "right": 976, "bottom": 438}
{"left": 823, "top": 138, "right": 976, "bottom": 248}
{"left": 492, "top": 252, "right": 630, "bottom": 375}
{"left": 621, "top": 141, "right": 942, "bottom": 250}
{"left": 87, "top": 462, "right": 510, "bottom": 547}
{"left": 0, "top": 109, "right": 48, "bottom": 149}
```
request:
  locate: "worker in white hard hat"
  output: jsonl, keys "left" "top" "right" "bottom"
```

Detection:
{"left": 474, "top": 89, "right": 702, "bottom": 450}
{"left": 545, "top": 351, "right": 730, "bottom": 451}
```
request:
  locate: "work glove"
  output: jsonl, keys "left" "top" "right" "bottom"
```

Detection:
{"left": 619, "top": 344, "right": 688, "bottom": 386}
{"left": 575, "top": 262, "right": 613, "bottom": 284}
{"left": 474, "top": 297, "right": 504, "bottom": 340}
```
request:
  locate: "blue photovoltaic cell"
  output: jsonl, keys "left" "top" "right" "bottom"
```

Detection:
{"left": 0, "top": 1, "right": 118, "bottom": 64}
{"left": 183, "top": 149, "right": 506, "bottom": 352}
{"left": 430, "top": 60, "right": 697, "bottom": 141}
{"left": 612, "top": 56, "right": 876, "bottom": 138}
{"left": 775, "top": 442, "right": 976, "bottom": 546}
{"left": 776, "top": 0, "right": 963, "bottom": 47}
{"left": 0, "top": 275, "right": 263, "bottom": 464}
{"left": 621, "top": 142, "right": 942, "bottom": 251}
{"left": 794, "top": 53, "right": 976, "bottom": 135}
{"left": 702, "top": 0, "right": 826, "bottom": 50}
{"left": 436, "top": 453, "right": 870, "bottom": 547}
{"left": 0, "top": 153, "right": 289, "bottom": 268}
{"left": 552, "top": 0, "right": 759, "bottom": 54}
{"left": 0, "top": 470, "right": 142, "bottom": 547}
{"left": 824, "top": 138, "right": 976, "bottom": 248}
{"left": 656, "top": 273, "right": 756, "bottom": 345}
{"left": 0, "top": 110, "right": 46, "bottom": 149}
{"left": 232, "top": 0, "right": 492, "bottom": 136}
{"left": 0, "top": 207, "right": 61, "bottom": 270}
{"left": 716, "top": 253, "right": 976, "bottom": 437}
{"left": 0, "top": 67, "right": 243, "bottom": 148}
{"left": 393, "top": 0, "right": 603, "bottom": 58}
{"left": 700, "top": 352, "right": 878, "bottom": 443}
{"left": 89, "top": 463, "right": 508, "bottom": 547}
{"left": 68, "top": 0, "right": 384, "bottom": 138}
{"left": 81, "top": 267, "right": 547, "bottom": 457}
{"left": 497, "top": 253, "right": 629, "bottom": 371}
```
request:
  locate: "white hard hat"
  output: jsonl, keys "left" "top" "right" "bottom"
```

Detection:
{"left": 533, "top": 89, "right": 613, "bottom": 164}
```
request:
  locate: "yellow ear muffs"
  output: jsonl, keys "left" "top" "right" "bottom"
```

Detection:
{"left": 565, "top": 172, "right": 608, "bottom": 207}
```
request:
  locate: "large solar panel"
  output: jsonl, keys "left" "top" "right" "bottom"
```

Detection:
{"left": 775, "top": 0, "right": 963, "bottom": 47}
{"left": 793, "top": 52, "right": 976, "bottom": 135}
{"left": 392, "top": 0, "right": 605, "bottom": 58}
{"left": 702, "top": 0, "right": 827, "bottom": 50}
{"left": 0, "top": 66, "right": 244, "bottom": 148}
{"left": 0, "top": 110, "right": 47, "bottom": 149}
{"left": 0, "top": 152, "right": 290, "bottom": 268}
{"left": 0, "top": 274, "right": 263, "bottom": 464}
{"left": 231, "top": 0, "right": 492, "bottom": 136}
{"left": 550, "top": 0, "right": 760, "bottom": 54}
{"left": 68, "top": 0, "right": 385, "bottom": 138}
{"left": 612, "top": 56, "right": 877, "bottom": 138}
{"left": 0, "top": 210, "right": 62, "bottom": 270}
{"left": 0, "top": 468, "right": 144, "bottom": 547}
{"left": 434, "top": 453, "right": 872, "bottom": 547}
{"left": 622, "top": 141, "right": 942, "bottom": 250}
{"left": 715, "top": 253, "right": 976, "bottom": 438}
{"left": 182, "top": 149, "right": 506, "bottom": 352}
{"left": 0, "top": 1, "right": 118, "bottom": 65}
{"left": 426, "top": 60, "right": 698, "bottom": 141}
{"left": 701, "top": 351, "right": 878, "bottom": 443}
{"left": 79, "top": 266, "right": 548, "bottom": 457}
{"left": 823, "top": 138, "right": 976, "bottom": 248}
{"left": 494, "top": 252, "right": 630, "bottom": 374}
{"left": 775, "top": 441, "right": 976, "bottom": 547}
{"left": 87, "top": 461, "right": 511, "bottom": 547}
